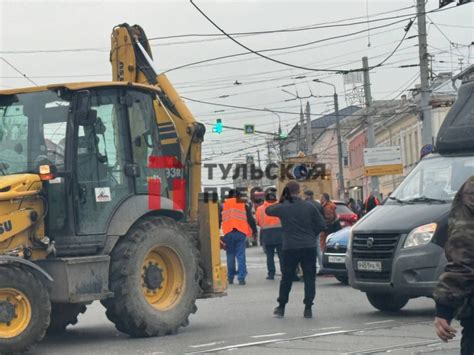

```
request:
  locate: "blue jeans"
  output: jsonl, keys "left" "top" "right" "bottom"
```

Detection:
{"left": 223, "top": 230, "right": 247, "bottom": 281}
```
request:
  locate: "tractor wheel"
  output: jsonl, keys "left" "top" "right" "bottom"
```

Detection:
{"left": 47, "top": 303, "right": 87, "bottom": 334}
{"left": 102, "top": 216, "right": 202, "bottom": 337}
{"left": 0, "top": 266, "right": 50, "bottom": 354}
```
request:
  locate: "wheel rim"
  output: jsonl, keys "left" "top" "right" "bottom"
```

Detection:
{"left": 0, "top": 288, "right": 32, "bottom": 339}
{"left": 141, "top": 246, "right": 185, "bottom": 311}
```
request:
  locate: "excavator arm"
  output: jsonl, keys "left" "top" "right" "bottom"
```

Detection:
{"left": 110, "top": 24, "right": 226, "bottom": 296}
{"left": 110, "top": 23, "right": 204, "bottom": 221}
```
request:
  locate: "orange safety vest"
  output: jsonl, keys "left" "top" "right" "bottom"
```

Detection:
{"left": 256, "top": 201, "right": 282, "bottom": 230}
{"left": 221, "top": 198, "right": 252, "bottom": 237}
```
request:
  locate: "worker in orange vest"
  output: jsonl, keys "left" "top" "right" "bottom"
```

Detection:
{"left": 256, "top": 188, "right": 283, "bottom": 280}
{"left": 220, "top": 189, "right": 257, "bottom": 285}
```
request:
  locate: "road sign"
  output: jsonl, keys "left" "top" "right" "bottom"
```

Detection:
{"left": 244, "top": 124, "right": 255, "bottom": 135}
{"left": 364, "top": 146, "right": 403, "bottom": 176}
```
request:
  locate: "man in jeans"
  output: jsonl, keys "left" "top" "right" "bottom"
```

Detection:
{"left": 220, "top": 189, "right": 257, "bottom": 285}
{"left": 256, "top": 188, "right": 283, "bottom": 280}
{"left": 267, "top": 181, "right": 326, "bottom": 318}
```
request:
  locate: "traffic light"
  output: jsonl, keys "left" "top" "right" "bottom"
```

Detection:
{"left": 279, "top": 132, "right": 288, "bottom": 139}
{"left": 212, "top": 118, "right": 223, "bottom": 134}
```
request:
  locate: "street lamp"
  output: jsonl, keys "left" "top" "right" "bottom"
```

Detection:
{"left": 313, "top": 79, "right": 345, "bottom": 200}
{"left": 264, "top": 107, "right": 285, "bottom": 161}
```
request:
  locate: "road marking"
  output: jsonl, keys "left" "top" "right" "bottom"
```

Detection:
{"left": 186, "top": 320, "right": 432, "bottom": 354}
{"left": 251, "top": 332, "right": 286, "bottom": 339}
{"left": 189, "top": 341, "right": 224, "bottom": 349}
{"left": 311, "top": 326, "right": 341, "bottom": 331}
{"left": 364, "top": 319, "right": 394, "bottom": 325}
{"left": 187, "top": 330, "right": 346, "bottom": 353}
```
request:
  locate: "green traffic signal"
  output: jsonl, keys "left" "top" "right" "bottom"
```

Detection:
{"left": 212, "top": 118, "right": 223, "bottom": 134}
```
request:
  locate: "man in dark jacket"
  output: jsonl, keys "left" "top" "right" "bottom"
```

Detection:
{"left": 267, "top": 181, "right": 326, "bottom": 318}
{"left": 433, "top": 175, "right": 474, "bottom": 354}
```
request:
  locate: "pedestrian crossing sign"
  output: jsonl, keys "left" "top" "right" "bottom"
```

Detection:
{"left": 244, "top": 124, "right": 255, "bottom": 134}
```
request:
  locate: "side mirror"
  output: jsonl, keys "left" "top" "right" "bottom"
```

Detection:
{"left": 75, "top": 90, "right": 96, "bottom": 126}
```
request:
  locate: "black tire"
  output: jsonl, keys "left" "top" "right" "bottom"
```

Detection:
{"left": 366, "top": 292, "right": 409, "bottom": 312}
{"left": 335, "top": 275, "right": 349, "bottom": 285}
{"left": 47, "top": 303, "right": 87, "bottom": 334}
{"left": 0, "top": 266, "right": 51, "bottom": 354}
{"left": 102, "top": 216, "right": 201, "bottom": 337}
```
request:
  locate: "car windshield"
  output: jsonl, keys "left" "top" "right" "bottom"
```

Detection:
{"left": 0, "top": 90, "right": 70, "bottom": 174}
{"left": 335, "top": 203, "right": 353, "bottom": 214}
{"left": 391, "top": 155, "right": 474, "bottom": 203}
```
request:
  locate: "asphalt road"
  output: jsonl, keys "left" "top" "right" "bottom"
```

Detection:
{"left": 34, "top": 248, "right": 461, "bottom": 354}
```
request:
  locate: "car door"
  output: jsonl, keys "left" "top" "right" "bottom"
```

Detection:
{"left": 73, "top": 88, "right": 133, "bottom": 235}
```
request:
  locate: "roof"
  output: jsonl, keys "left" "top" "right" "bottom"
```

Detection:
{"left": 0, "top": 81, "right": 161, "bottom": 95}
{"left": 311, "top": 105, "right": 361, "bottom": 129}
{"left": 287, "top": 105, "right": 361, "bottom": 136}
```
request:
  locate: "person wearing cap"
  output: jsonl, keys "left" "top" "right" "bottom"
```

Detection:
{"left": 256, "top": 188, "right": 283, "bottom": 280}
{"left": 266, "top": 181, "right": 326, "bottom": 318}
{"left": 220, "top": 189, "right": 257, "bottom": 285}
{"left": 304, "top": 190, "right": 324, "bottom": 274}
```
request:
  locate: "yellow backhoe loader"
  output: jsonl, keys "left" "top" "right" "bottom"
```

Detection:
{"left": 0, "top": 23, "right": 226, "bottom": 353}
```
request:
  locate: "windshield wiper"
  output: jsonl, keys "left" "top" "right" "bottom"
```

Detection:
{"left": 389, "top": 196, "right": 414, "bottom": 204}
{"left": 403, "top": 196, "right": 448, "bottom": 204}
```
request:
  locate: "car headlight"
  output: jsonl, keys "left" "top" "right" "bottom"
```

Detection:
{"left": 403, "top": 223, "right": 437, "bottom": 248}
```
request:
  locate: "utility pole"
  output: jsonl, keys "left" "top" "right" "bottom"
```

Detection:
{"left": 313, "top": 78, "right": 345, "bottom": 199}
{"left": 363, "top": 56, "right": 380, "bottom": 196}
{"left": 266, "top": 141, "right": 272, "bottom": 165}
{"left": 417, "top": 0, "right": 433, "bottom": 145}
{"left": 305, "top": 101, "right": 312, "bottom": 155}
{"left": 299, "top": 104, "right": 306, "bottom": 154}
{"left": 334, "top": 92, "right": 345, "bottom": 200}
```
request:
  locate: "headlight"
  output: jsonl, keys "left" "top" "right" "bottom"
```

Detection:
{"left": 403, "top": 223, "right": 437, "bottom": 248}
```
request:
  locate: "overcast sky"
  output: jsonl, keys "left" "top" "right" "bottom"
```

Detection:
{"left": 0, "top": 0, "right": 472, "bottom": 185}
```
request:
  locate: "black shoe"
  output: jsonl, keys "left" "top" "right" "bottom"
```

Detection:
{"left": 228, "top": 279, "right": 234, "bottom": 285}
{"left": 266, "top": 275, "right": 275, "bottom": 280}
{"left": 238, "top": 280, "right": 246, "bottom": 285}
{"left": 304, "top": 307, "right": 312, "bottom": 319}
{"left": 273, "top": 306, "right": 285, "bottom": 318}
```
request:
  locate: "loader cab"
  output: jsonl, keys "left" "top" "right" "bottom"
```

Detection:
{"left": 0, "top": 84, "right": 185, "bottom": 255}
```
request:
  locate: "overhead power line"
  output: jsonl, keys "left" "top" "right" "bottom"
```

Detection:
{"left": 183, "top": 1, "right": 419, "bottom": 74}
{"left": 0, "top": 5, "right": 416, "bottom": 55}
{"left": 0, "top": 57, "right": 38, "bottom": 86}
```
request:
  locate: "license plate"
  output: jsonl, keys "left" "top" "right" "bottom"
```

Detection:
{"left": 328, "top": 256, "right": 346, "bottom": 264}
{"left": 357, "top": 260, "right": 382, "bottom": 272}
